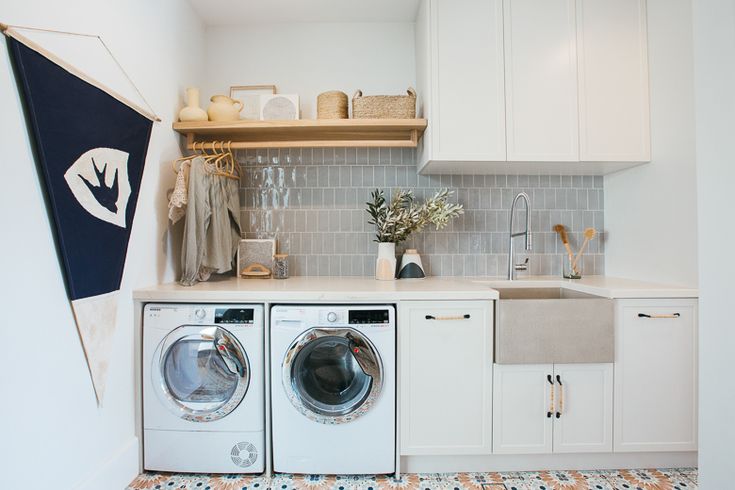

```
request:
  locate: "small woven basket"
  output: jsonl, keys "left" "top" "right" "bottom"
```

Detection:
{"left": 317, "top": 90, "right": 348, "bottom": 119}
{"left": 352, "top": 87, "right": 417, "bottom": 119}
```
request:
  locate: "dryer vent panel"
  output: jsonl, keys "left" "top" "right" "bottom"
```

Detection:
{"left": 230, "top": 441, "right": 258, "bottom": 468}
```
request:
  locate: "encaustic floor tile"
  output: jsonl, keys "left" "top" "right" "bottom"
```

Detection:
{"left": 127, "top": 468, "right": 698, "bottom": 490}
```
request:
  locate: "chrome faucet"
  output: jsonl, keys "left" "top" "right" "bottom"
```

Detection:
{"left": 507, "top": 192, "right": 532, "bottom": 280}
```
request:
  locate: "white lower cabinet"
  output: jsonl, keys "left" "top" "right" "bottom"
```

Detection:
{"left": 492, "top": 364, "right": 553, "bottom": 454}
{"left": 553, "top": 364, "right": 613, "bottom": 453}
{"left": 614, "top": 299, "right": 698, "bottom": 452}
{"left": 493, "top": 363, "right": 613, "bottom": 454}
{"left": 399, "top": 301, "right": 493, "bottom": 455}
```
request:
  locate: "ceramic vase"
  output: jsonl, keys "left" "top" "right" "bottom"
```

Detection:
{"left": 178, "top": 87, "right": 208, "bottom": 122}
{"left": 375, "top": 242, "right": 397, "bottom": 281}
{"left": 398, "top": 249, "right": 426, "bottom": 279}
{"left": 208, "top": 94, "right": 244, "bottom": 122}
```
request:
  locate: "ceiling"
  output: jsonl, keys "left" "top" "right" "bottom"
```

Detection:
{"left": 187, "top": 0, "right": 422, "bottom": 25}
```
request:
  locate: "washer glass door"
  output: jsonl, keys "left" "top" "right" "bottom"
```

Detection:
{"left": 154, "top": 326, "right": 250, "bottom": 422}
{"left": 283, "top": 328, "right": 383, "bottom": 424}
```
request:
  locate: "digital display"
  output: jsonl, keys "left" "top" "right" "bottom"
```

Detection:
{"left": 215, "top": 308, "right": 254, "bottom": 324}
{"left": 349, "top": 309, "right": 390, "bottom": 324}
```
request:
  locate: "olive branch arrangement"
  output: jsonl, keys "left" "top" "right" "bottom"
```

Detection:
{"left": 365, "top": 188, "right": 464, "bottom": 244}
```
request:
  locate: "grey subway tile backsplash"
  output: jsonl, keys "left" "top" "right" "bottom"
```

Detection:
{"left": 237, "top": 148, "right": 604, "bottom": 277}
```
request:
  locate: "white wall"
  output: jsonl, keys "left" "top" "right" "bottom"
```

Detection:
{"left": 202, "top": 22, "right": 416, "bottom": 119}
{"left": 603, "top": 0, "right": 698, "bottom": 287}
{"left": 692, "top": 1, "right": 735, "bottom": 487}
{"left": 0, "top": 1, "right": 203, "bottom": 488}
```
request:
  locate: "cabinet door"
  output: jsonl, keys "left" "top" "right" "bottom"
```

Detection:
{"left": 577, "top": 0, "right": 650, "bottom": 161}
{"left": 399, "top": 301, "right": 493, "bottom": 455}
{"left": 431, "top": 0, "right": 506, "bottom": 161}
{"left": 503, "top": 0, "right": 579, "bottom": 161}
{"left": 492, "top": 364, "right": 553, "bottom": 454}
{"left": 614, "top": 299, "right": 698, "bottom": 452}
{"left": 553, "top": 363, "right": 613, "bottom": 453}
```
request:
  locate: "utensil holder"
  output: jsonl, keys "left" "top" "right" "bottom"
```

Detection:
{"left": 563, "top": 255, "right": 582, "bottom": 279}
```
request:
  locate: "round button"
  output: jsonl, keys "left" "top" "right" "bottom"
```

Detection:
{"left": 195, "top": 309, "right": 206, "bottom": 320}
{"left": 327, "top": 312, "right": 337, "bottom": 322}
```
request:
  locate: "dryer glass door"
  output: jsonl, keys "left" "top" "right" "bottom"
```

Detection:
{"left": 283, "top": 328, "right": 383, "bottom": 424}
{"left": 154, "top": 326, "right": 250, "bottom": 422}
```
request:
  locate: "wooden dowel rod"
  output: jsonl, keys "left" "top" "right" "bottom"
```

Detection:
{"left": 187, "top": 140, "right": 417, "bottom": 150}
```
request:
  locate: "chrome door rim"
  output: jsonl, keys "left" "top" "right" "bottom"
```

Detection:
{"left": 152, "top": 325, "right": 250, "bottom": 422}
{"left": 282, "top": 327, "right": 383, "bottom": 424}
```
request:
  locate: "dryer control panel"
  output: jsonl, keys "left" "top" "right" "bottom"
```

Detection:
{"left": 215, "top": 308, "right": 255, "bottom": 324}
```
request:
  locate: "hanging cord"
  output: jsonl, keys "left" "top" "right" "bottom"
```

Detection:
{"left": 1, "top": 22, "right": 161, "bottom": 122}
{"left": 96, "top": 36, "right": 159, "bottom": 122}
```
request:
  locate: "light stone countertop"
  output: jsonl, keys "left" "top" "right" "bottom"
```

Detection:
{"left": 132, "top": 275, "right": 697, "bottom": 302}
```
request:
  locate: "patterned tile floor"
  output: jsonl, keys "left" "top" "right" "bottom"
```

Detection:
{"left": 127, "top": 467, "right": 698, "bottom": 490}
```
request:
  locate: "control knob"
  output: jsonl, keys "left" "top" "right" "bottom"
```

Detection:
{"left": 194, "top": 308, "right": 206, "bottom": 320}
{"left": 327, "top": 312, "right": 337, "bottom": 323}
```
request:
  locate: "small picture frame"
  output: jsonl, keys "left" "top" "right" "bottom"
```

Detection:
{"left": 237, "top": 239, "right": 276, "bottom": 278}
{"left": 230, "top": 85, "right": 276, "bottom": 120}
{"left": 260, "top": 94, "right": 300, "bottom": 120}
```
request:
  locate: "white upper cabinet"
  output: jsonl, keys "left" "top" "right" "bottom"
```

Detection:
{"left": 577, "top": 0, "right": 651, "bottom": 161}
{"left": 503, "top": 0, "right": 579, "bottom": 162}
{"left": 416, "top": 0, "right": 506, "bottom": 169}
{"left": 415, "top": 0, "right": 651, "bottom": 174}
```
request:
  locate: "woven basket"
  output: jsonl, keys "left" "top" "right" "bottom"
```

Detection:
{"left": 317, "top": 90, "right": 348, "bottom": 119}
{"left": 352, "top": 87, "right": 417, "bottom": 119}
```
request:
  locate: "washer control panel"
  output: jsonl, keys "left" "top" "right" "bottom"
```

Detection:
{"left": 348, "top": 309, "right": 391, "bottom": 325}
{"left": 272, "top": 305, "right": 395, "bottom": 328}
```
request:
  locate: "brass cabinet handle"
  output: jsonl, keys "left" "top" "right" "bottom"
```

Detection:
{"left": 425, "top": 314, "right": 471, "bottom": 321}
{"left": 555, "top": 375, "right": 563, "bottom": 418}
{"left": 638, "top": 313, "right": 680, "bottom": 319}
{"left": 547, "top": 374, "right": 554, "bottom": 418}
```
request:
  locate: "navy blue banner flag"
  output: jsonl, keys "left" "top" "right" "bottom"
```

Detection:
{"left": 6, "top": 31, "right": 154, "bottom": 403}
{"left": 8, "top": 37, "right": 152, "bottom": 299}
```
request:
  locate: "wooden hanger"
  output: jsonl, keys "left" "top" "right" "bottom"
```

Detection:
{"left": 213, "top": 141, "right": 239, "bottom": 180}
{"left": 171, "top": 142, "right": 197, "bottom": 174}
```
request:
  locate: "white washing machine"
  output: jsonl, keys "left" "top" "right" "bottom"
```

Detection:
{"left": 271, "top": 305, "right": 396, "bottom": 475}
{"left": 143, "top": 304, "right": 264, "bottom": 473}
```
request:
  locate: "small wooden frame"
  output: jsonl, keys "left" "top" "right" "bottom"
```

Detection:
{"left": 230, "top": 85, "right": 276, "bottom": 120}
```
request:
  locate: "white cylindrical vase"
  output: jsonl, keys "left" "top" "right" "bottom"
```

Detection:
{"left": 375, "top": 242, "right": 397, "bottom": 281}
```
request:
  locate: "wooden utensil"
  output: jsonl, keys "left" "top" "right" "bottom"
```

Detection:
{"left": 553, "top": 224, "right": 575, "bottom": 262}
{"left": 572, "top": 228, "right": 597, "bottom": 271}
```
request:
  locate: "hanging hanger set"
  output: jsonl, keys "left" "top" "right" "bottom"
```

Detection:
{"left": 172, "top": 141, "right": 240, "bottom": 180}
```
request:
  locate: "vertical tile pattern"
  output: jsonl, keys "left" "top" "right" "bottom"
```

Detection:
{"left": 238, "top": 148, "right": 605, "bottom": 277}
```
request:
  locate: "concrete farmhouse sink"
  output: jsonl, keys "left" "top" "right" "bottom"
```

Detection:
{"left": 490, "top": 286, "right": 614, "bottom": 364}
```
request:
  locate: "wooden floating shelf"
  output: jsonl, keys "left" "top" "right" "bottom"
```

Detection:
{"left": 173, "top": 119, "right": 428, "bottom": 149}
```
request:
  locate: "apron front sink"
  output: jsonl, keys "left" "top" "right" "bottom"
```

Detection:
{"left": 493, "top": 287, "right": 614, "bottom": 364}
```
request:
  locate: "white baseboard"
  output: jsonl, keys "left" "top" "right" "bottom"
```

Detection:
{"left": 73, "top": 436, "right": 139, "bottom": 490}
{"left": 400, "top": 451, "right": 698, "bottom": 473}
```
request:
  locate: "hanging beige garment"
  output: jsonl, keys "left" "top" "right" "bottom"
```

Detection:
{"left": 180, "top": 156, "right": 242, "bottom": 286}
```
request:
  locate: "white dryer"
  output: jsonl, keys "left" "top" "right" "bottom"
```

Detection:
{"left": 143, "top": 304, "right": 264, "bottom": 473}
{"left": 270, "top": 305, "right": 396, "bottom": 475}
